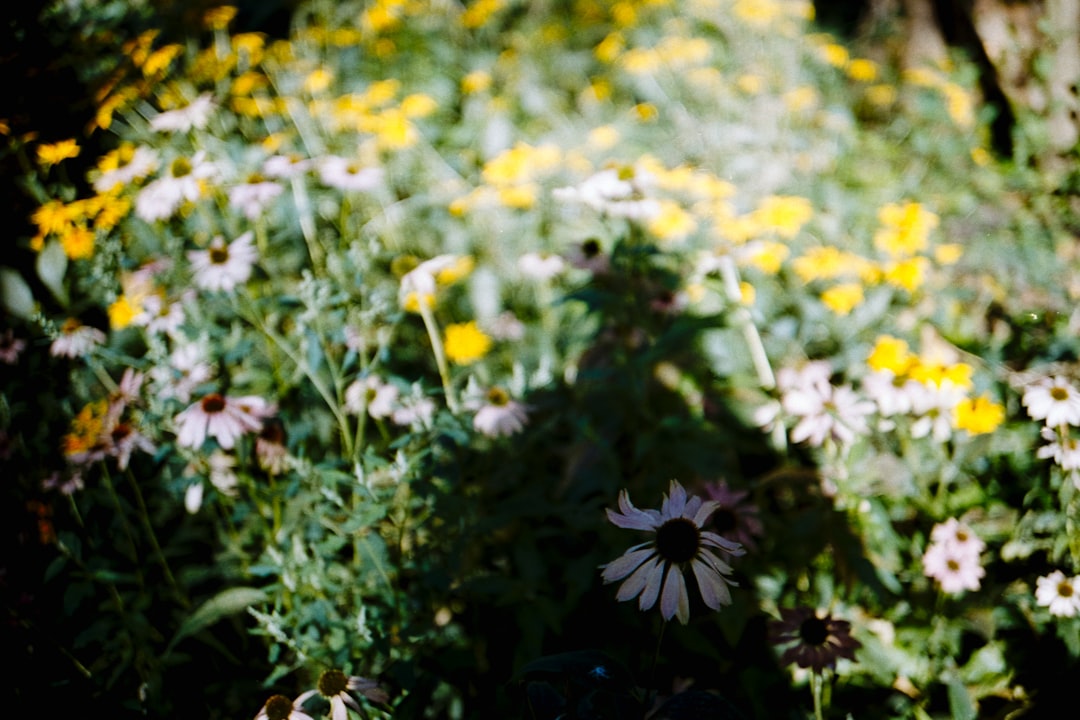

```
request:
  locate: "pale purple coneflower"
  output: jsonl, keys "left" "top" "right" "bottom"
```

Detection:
{"left": 1036, "top": 426, "right": 1080, "bottom": 472}
{"left": 701, "top": 480, "right": 764, "bottom": 553}
{"left": 173, "top": 392, "right": 268, "bottom": 449}
{"left": 93, "top": 145, "right": 158, "bottom": 193}
{"left": 253, "top": 694, "right": 315, "bottom": 720}
{"left": 517, "top": 251, "right": 566, "bottom": 281}
{"left": 601, "top": 479, "right": 744, "bottom": 624}
{"left": 317, "top": 155, "right": 384, "bottom": 192}
{"left": 921, "top": 519, "right": 985, "bottom": 595}
{"left": 0, "top": 329, "right": 27, "bottom": 364}
{"left": 262, "top": 153, "right": 314, "bottom": 179}
{"left": 295, "top": 669, "right": 389, "bottom": 720}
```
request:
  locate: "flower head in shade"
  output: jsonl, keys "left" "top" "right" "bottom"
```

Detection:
{"left": 1035, "top": 570, "right": 1080, "bottom": 618}
{"left": 701, "top": 480, "right": 764, "bottom": 553}
{"left": 173, "top": 392, "right": 272, "bottom": 449}
{"left": 601, "top": 480, "right": 744, "bottom": 624}
{"left": 296, "top": 669, "right": 389, "bottom": 720}
{"left": 768, "top": 607, "right": 861, "bottom": 673}
{"left": 473, "top": 387, "right": 528, "bottom": 437}
{"left": 254, "top": 694, "right": 314, "bottom": 720}
{"left": 50, "top": 318, "right": 106, "bottom": 358}
{"left": 0, "top": 328, "right": 27, "bottom": 364}
{"left": 188, "top": 232, "right": 258, "bottom": 293}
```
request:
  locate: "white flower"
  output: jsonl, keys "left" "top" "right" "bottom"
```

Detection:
{"left": 1022, "top": 376, "right": 1080, "bottom": 428}
{"left": 517, "top": 251, "right": 566, "bottom": 281}
{"left": 184, "top": 481, "right": 204, "bottom": 514}
{"left": 344, "top": 376, "right": 399, "bottom": 419}
{"left": 228, "top": 178, "right": 284, "bottom": 220}
{"left": 391, "top": 392, "right": 436, "bottom": 429}
{"left": 1036, "top": 570, "right": 1080, "bottom": 617}
{"left": 263, "top": 153, "right": 315, "bottom": 179}
{"left": 208, "top": 449, "right": 239, "bottom": 496}
{"left": 909, "top": 381, "right": 964, "bottom": 442}
{"left": 296, "top": 670, "right": 388, "bottom": 720}
{"left": 861, "top": 370, "right": 919, "bottom": 418}
{"left": 50, "top": 319, "right": 106, "bottom": 358}
{"left": 133, "top": 294, "right": 187, "bottom": 336}
{"left": 254, "top": 694, "right": 315, "bottom": 720}
{"left": 929, "top": 518, "right": 985, "bottom": 556}
{"left": 601, "top": 480, "right": 744, "bottom": 624}
{"left": 149, "top": 93, "right": 215, "bottom": 132}
{"left": 1036, "top": 426, "right": 1080, "bottom": 471}
{"left": 553, "top": 166, "right": 661, "bottom": 220}
{"left": 782, "top": 379, "right": 874, "bottom": 448}
{"left": 318, "top": 155, "right": 384, "bottom": 192}
{"left": 135, "top": 152, "right": 216, "bottom": 222}
{"left": 921, "top": 541, "right": 984, "bottom": 594}
{"left": 174, "top": 392, "right": 269, "bottom": 449}
{"left": 473, "top": 387, "right": 528, "bottom": 437}
{"left": 93, "top": 146, "right": 159, "bottom": 192}
{"left": 153, "top": 341, "right": 214, "bottom": 402}
{"left": 188, "top": 232, "right": 258, "bottom": 293}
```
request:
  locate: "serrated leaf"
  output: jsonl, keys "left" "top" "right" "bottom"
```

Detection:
{"left": 0, "top": 267, "right": 36, "bottom": 320}
{"left": 167, "top": 587, "right": 267, "bottom": 654}
{"left": 36, "top": 239, "right": 69, "bottom": 306}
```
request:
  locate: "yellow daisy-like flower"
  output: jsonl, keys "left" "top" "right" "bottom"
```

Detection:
{"left": 953, "top": 394, "right": 1005, "bottom": 436}
{"left": 60, "top": 226, "right": 95, "bottom": 260}
{"left": 108, "top": 295, "right": 140, "bottom": 330}
{"left": 444, "top": 322, "right": 492, "bottom": 365}
{"left": 867, "top": 335, "right": 915, "bottom": 375}
{"left": 461, "top": 70, "right": 492, "bottom": 94}
{"left": 753, "top": 195, "right": 813, "bottom": 239}
{"left": 37, "top": 139, "right": 80, "bottom": 168}
{"left": 821, "top": 283, "right": 864, "bottom": 316}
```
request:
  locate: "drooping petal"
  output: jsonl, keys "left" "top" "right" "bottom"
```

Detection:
{"left": 607, "top": 490, "right": 662, "bottom": 530}
{"left": 616, "top": 556, "right": 660, "bottom": 602}
{"left": 602, "top": 547, "right": 656, "bottom": 583}
{"left": 701, "top": 530, "right": 745, "bottom": 556}
{"left": 696, "top": 547, "right": 735, "bottom": 578}
{"left": 330, "top": 696, "right": 348, "bottom": 720}
{"left": 692, "top": 557, "right": 732, "bottom": 610}
{"left": 638, "top": 559, "right": 667, "bottom": 611}
{"left": 660, "top": 565, "right": 689, "bottom": 623}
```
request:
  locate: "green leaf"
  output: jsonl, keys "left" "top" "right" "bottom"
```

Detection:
{"left": 36, "top": 239, "right": 69, "bottom": 306}
{"left": 945, "top": 672, "right": 977, "bottom": 720}
{"left": 166, "top": 587, "right": 267, "bottom": 654}
{"left": 0, "top": 267, "right": 36, "bottom": 320}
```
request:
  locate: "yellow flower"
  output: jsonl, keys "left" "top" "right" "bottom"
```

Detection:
{"left": 874, "top": 201, "right": 938, "bottom": 258}
{"left": 633, "top": 102, "right": 659, "bottom": 122}
{"left": 819, "top": 42, "right": 849, "bottom": 68}
{"left": 401, "top": 93, "right": 437, "bottom": 118}
{"left": 108, "top": 295, "right": 139, "bottom": 330}
{"left": 63, "top": 400, "right": 108, "bottom": 457}
{"left": 846, "top": 58, "right": 879, "bottom": 82}
{"left": 821, "top": 283, "right": 864, "bottom": 315}
{"left": 143, "top": 44, "right": 183, "bottom": 77}
{"left": 647, "top": 201, "right": 697, "bottom": 242}
{"left": 864, "top": 84, "right": 897, "bottom": 107}
{"left": 867, "top": 335, "right": 914, "bottom": 375}
{"left": 461, "top": 0, "right": 505, "bottom": 28}
{"left": 736, "top": 74, "right": 764, "bottom": 94}
{"left": 910, "top": 360, "right": 973, "bottom": 390}
{"left": 753, "top": 195, "right": 813, "bottom": 239}
{"left": 203, "top": 5, "right": 238, "bottom": 30}
{"left": 741, "top": 241, "right": 789, "bottom": 274}
{"left": 444, "top": 321, "right": 492, "bottom": 365}
{"left": 953, "top": 394, "right": 1004, "bottom": 436}
{"left": 60, "top": 226, "right": 95, "bottom": 260}
{"left": 37, "top": 139, "right": 80, "bottom": 168}
{"left": 882, "top": 257, "right": 929, "bottom": 292}
{"left": 303, "top": 68, "right": 334, "bottom": 94}
{"left": 594, "top": 32, "right": 624, "bottom": 63}
{"left": 461, "top": 70, "right": 492, "bottom": 94}
{"left": 31, "top": 200, "right": 72, "bottom": 237}
{"left": 587, "top": 125, "right": 620, "bottom": 150}
{"left": 934, "top": 243, "right": 963, "bottom": 265}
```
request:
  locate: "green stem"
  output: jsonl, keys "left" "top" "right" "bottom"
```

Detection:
{"left": 417, "top": 299, "right": 458, "bottom": 413}
{"left": 811, "top": 671, "right": 825, "bottom": 720}
{"left": 124, "top": 468, "right": 189, "bottom": 607}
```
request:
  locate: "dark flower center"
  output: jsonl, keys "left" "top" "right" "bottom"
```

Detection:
{"left": 486, "top": 387, "right": 509, "bottom": 406}
{"left": 201, "top": 393, "right": 226, "bottom": 414}
{"left": 259, "top": 420, "right": 285, "bottom": 444}
{"left": 1059, "top": 581, "right": 1075, "bottom": 598}
{"left": 946, "top": 558, "right": 961, "bottom": 572}
{"left": 318, "top": 669, "right": 348, "bottom": 697}
{"left": 582, "top": 238, "right": 601, "bottom": 258}
{"left": 712, "top": 507, "right": 737, "bottom": 534}
{"left": 798, "top": 616, "right": 830, "bottom": 646}
{"left": 170, "top": 157, "right": 193, "bottom": 177}
{"left": 264, "top": 694, "right": 293, "bottom": 720}
{"left": 655, "top": 518, "right": 700, "bottom": 564}
{"left": 209, "top": 245, "right": 230, "bottom": 264}
{"left": 111, "top": 424, "right": 132, "bottom": 442}
{"left": 1051, "top": 386, "right": 1069, "bottom": 401}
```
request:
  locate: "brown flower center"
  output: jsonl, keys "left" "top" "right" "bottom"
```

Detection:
{"left": 201, "top": 393, "right": 226, "bottom": 414}
{"left": 209, "top": 245, "right": 230, "bottom": 264}
{"left": 1058, "top": 581, "right": 1075, "bottom": 598}
{"left": 798, "top": 616, "right": 829, "bottom": 646}
{"left": 655, "top": 517, "right": 700, "bottom": 564}
{"left": 486, "top": 387, "right": 510, "bottom": 406}
{"left": 264, "top": 695, "right": 294, "bottom": 720}
{"left": 318, "top": 669, "right": 348, "bottom": 697}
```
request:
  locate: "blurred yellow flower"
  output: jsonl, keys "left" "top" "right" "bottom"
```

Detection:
{"left": 753, "top": 195, "right": 813, "bottom": 239}
{"left": 867, "top": 335, "right": 914, "bottom": 375}
{"left": 61, "top": 226, "right": 95, "bottom": 260}
{"left": 32, "top": 200, "right": 72, "bottom": 237}
{"left": 461, "top": 0, "right": 505, "bottom": 29}
{"left": 203, "top": 5, "right": 238, "bottom": 30}
{"left": 401, "top": 93, "right": 437, "bottom": 118}
{"left": 910, "top": 360, "right": 973, "bottom": 389}
{"left": 953, "top": 394, "right": 1005, "bottom": 435}
{"left": 461, "top": 70, "right": 492, "bottom": 94}
{"left": 934, "top": 243, "right": 963, "bottom": 265}
{"left": 63, "top": 400, "right": 108, "bottom": 457}
{"left": 37, "top": 139, "right": 80, "bottom": 168}
{"left": 741, "top": 241, "right": 789, "bottom": 274}
{"left": 588, "top": 125, "right": 620, "bottom": 150}
{"left": 648, "top": 201, "right": 697, "bottom": 242}
{"left": 793, "top": 246, "right": 869, "bottom": 283}
{"left": 444, "top": 322, "right": 492, "bottom": 365}
{"left": 143, "top": 44, "right": 183, "bottom": 77}
{"left": 882, "top": 257, "right": 929, "bottom": 292}
{"left": 108, "top": 295, "right": 139, "bottom": 330}
{"left": 846, "top": 58, "right": 879, "bottom": 82}
{"left": 595, "top": 32, "right": 625, "bottom": 63}
{"left": 304, "top": 68, "right": 334, "bottom": 94}
{"left": 819, "top": 42, "right": 849, "bottom": 68}
{"left": 874, "top": 201, "right": 938, "bottom": 258}
{"left": 821, "top": 282, "right": 864, "bottom": 315}
{"left": 864, "top": 84, "right": 897, "bottom": 107}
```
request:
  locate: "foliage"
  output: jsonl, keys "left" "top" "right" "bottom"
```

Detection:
{"left": 5, "top": 0, "right": 1080, "bottom": 718}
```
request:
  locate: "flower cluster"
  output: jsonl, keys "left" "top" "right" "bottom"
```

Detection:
{"left": 922, "top": 518, "right": 985, "bottom": 595}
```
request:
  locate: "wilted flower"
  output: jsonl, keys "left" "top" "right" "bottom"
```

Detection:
{"left": 768, "top": 607, "right": 861, "bottom": 673}
{"left": 601, "top": 480, "right": 744, "bottom": 624}
{"left": 1035, "top": 570, "right": 1080, "bottom": 618}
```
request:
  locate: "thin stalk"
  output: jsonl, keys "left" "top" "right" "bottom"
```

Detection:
{"left": 811, "top": 671, "right": 825, "bottom": 720}
{"left": 417, "top": 299, "right": 458, "bottom": 413}
{"left": 718, "top": 255, "right": 775, "bottom": 390}
{"left": 123, "top": 468, "right": 189, "bottom": 607}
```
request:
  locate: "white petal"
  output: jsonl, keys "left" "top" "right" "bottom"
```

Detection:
{"left": 601, "top": 547, "right": 655, "bottom": 583}
{"left": 660, "top": 567, "right": 689, "bottom": 623}
{"left": 639, "top": 559, "right": 666, "bottom": 610}
{"left": 616, "top": 557, "right": 659, "bottom": 602}
{"left": 692, "top": 558, "right": 732, "bottom": 610}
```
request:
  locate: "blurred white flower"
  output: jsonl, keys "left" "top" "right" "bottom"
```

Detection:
{"left": 50, "top": 319, "right": 106, "bottom": 358}
{"left": 174, "top": 392, "right": 268, "bottom": 449}
{"left": 345, "top": 376, "right": 399, "bottom": 419}
{"left": 1036, "top": 426, "right": 1080, "bottom": 471}
{"left": 188, "top": 232, "right": 258, "bottom": 293}
{"left": 517, "top": 251, "right": 566, "bottom": 281}
{"left": 922, "top": 519, "right": 984, "bottom": 595}
{"left": 93, "top": 146, "right": 158, "bottom": 192}
{"left": 135, "top": 151, "right": 216, "bottom": 222}
{"left": 263, "top": 153, "right": 315, "bottom": 179}
{"left": 149, "top": 93, "right": 215, "bottom": 132}
{"left": 472, "top": 387, "right": 528, "bottom": 437}
{"left": 553, "top": 166, "right": 660, "bottom": 220}
{"left": 228, "top": 178, "right": 284, "bottom": 220}
{"left": 318, "top": 155, "right": 384, "bottom": 192}
{"left": 1023, "top": 376, "right": 1080, "bottom": 427}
